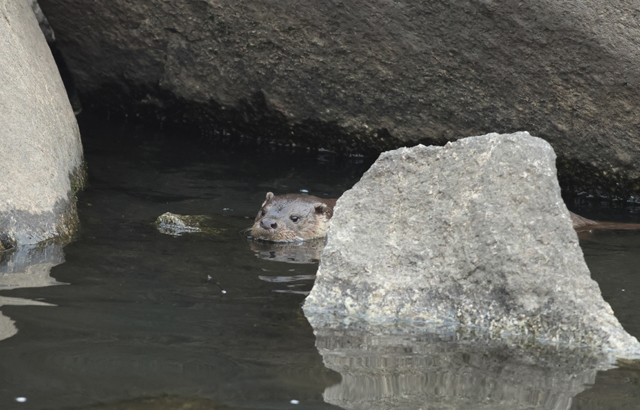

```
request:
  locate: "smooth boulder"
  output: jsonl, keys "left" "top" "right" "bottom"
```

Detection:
{"left": 304, "top": 132, "right": 640, "bottom": 359}
{"left": 0, "top": 0, "right": 84, "bottom": 246}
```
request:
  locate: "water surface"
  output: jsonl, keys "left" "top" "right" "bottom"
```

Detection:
{"left": 0, "top": 116, "right": 639, "bottom": 409}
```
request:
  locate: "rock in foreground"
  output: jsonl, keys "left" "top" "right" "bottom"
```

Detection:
{"left": 304, "top": 132, "right": 640, "bottom": 358}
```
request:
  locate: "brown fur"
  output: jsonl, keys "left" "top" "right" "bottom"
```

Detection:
{"left": 250, "top": 192, "right": 337, "bottom": 242}
{"left": 571, "top": 211, "right": 640, "bottom": 233}
{"left": 570, "top": 211, "right": 598, "bottom": 230}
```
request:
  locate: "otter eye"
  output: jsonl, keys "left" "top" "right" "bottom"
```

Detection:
{"left": 290, "top": 215, "right": 299, "bottom": 223}
{"left": 261, "top": 209, "right": 266, "bottom": 217}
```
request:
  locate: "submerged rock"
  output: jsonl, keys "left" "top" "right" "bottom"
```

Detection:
{"left": 155, "top": 212, "right": 225, "bottom": 237}
{"left": 155, "top": 212, "right": 204, "bottom": 236}
{"left": 304, "top": 132, "right": 640, "bottom": 359}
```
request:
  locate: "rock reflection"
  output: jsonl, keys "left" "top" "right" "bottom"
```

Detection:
{"left": 311, "top": 327, "right": 612, "bottom": 410}
{"left": 0, "top": 242, "right": 64, "bottom": 341}
{"left": 249, "top": 237, "right": 325, "bottom": 264}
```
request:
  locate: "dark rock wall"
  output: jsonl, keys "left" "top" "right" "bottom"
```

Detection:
{"left": 38, "top": 0, "right": 640, "bottom": 187}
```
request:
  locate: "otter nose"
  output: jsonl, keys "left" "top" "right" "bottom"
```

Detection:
{"left": 260, "top": 218, "right": 278, "bottom": 230}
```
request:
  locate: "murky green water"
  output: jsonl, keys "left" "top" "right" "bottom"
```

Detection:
{"left": 0, "top": 116, "right": 639, "bottom": 410}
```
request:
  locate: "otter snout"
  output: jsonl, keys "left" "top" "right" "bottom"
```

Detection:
{"left": 260, "top": 218, "right": 278, "bottom": 230}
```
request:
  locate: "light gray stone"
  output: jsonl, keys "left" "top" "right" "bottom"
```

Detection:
{"left": 0, "top": 0, "right": 84, "bottom": 246}
{"left": 304, "top": 132, "right": 640, "bottom": 359}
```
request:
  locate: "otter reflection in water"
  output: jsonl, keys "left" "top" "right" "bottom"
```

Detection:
{"left": 249, "top": 238, "right": 325, "bottom": 264}
{"left": 250, "top": 192, "right": 640, "bottom": 243}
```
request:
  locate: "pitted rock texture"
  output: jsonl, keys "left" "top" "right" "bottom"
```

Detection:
{"left": 304, "top": 132, "right": 640, "bottom": 358}
{"left": 0, "top": 0, "right": 84, "bottom": 245}
{"left": 37, "top": 0, "right": 640, "bottom": 184}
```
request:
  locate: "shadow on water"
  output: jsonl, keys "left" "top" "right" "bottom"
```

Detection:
{"left": 0, "top": 114, "right": 639, "bottom": 409}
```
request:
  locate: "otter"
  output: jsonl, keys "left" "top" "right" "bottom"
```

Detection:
{"left": 250, "top": 192, "right": 337, "bottom": 242}
{"left": 570, "top": 212, "right": 598, "bottom": 231}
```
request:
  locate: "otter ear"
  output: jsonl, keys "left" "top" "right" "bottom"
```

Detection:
{"left": 314, "top": 203, "right": 333, "bottom": 218}
{"left": 261, "top": 192, "right": 275, "bottom": 207}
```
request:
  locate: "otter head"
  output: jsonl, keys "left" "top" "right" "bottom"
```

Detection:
{"left": 250, "top": 192, "right": 334, "bottom": 242}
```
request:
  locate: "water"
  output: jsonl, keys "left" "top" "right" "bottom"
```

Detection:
{"left": 0, "top": 115, "right": 639, "bottom": 410}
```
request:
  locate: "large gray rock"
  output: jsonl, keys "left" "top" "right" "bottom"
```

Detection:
{"left": 37, "top": 0, "right": 640, "bottom": 189}
{"left": 0, "top": 0, "right": 84, "bottom": 246}
{"left": 303, "top": 132, "right": 640, "bottom": 359}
